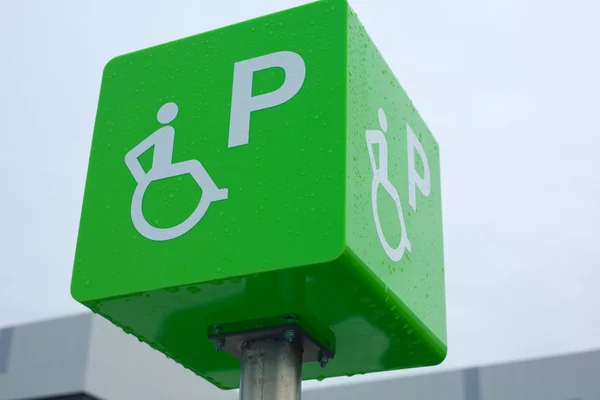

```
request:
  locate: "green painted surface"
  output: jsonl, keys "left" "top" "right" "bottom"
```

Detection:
{"left": 71, "top": 0, "right": 446, "bottom": 390}
{"left": 345, "top": 7, "right": 447, "bottom": 346}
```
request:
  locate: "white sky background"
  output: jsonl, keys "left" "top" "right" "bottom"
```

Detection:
{"left": 1, "top": 0, "right": 600, "bottom": 389}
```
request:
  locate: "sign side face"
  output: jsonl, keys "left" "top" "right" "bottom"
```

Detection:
{"left": 72, "top": 0, "right": 348, "bottom": 302}
{"left": 345, "top": 8, "right": 447, "bottom": 349}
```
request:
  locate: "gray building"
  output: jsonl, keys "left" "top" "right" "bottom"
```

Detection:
{"left": 0, "top": 314, "right": 235, "bottom": 400}
{"left": 0, "top": 314, "right": 598, "bottom": 400}
{"left": 304, "top": 351, "right": 600, "bottom": 400}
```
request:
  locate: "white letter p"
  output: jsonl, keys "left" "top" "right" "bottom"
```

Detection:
{"left": 407, "top": 125, "right": 431, "bottom": 211}
{"left": 228, "top": 51, "right": 306, "bottom": 148}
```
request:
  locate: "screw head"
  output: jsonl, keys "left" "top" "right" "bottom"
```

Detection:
{"left": 284, "top": 329, "right": 295, "bottom": 342}
{"left": 319, "top": 353, "right": 329, "bottom": 368}
{"left": 214, "top": 338, "right": 225, "bottom": 352}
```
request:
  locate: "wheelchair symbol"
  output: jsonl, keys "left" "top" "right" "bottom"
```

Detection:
{"left": 125, "top": 102, "right": 228, "bottom": 241}
{"left": 366, "top": 108, "right": 411, "bottom": 262}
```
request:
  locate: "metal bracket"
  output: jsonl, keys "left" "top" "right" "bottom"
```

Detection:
{"left": 208, "top": 323, "right": 334, "bottom": 364}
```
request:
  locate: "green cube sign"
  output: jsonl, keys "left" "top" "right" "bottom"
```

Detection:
{"left": 72, "top": 0, "right": 446, "bottom": 389}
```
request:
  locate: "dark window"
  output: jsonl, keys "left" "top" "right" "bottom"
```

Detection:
{"left": 0, "top": 327, "right": 14, "bottom": 373}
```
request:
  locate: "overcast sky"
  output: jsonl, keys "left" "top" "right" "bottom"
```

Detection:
{"left": 1, "top": 0, "right": 599, "bottom": 389}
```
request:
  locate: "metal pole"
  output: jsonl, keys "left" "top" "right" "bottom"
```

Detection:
{"left": 239, "top": 338, "right": 303, "bottom": 400}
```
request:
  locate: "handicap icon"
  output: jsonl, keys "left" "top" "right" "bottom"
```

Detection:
{"left": 366, "top": 108, "right": 411, "bottom": 262}
{"left": 125, "top": 102, "right": 228, "bottom": 241}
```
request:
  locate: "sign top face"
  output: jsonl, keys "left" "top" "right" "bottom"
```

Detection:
{"left": 73, "top": 1, "right": 348, "bottom": 302}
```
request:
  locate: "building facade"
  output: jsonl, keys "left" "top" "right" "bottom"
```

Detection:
{"left": 0, "top": 314, "right": 598, "bottom": 400}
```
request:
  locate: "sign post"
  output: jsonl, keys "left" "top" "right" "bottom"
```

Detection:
{"left": 71, "top": 0, "right": 447, "bottom": 398}
{"left": 240, "top": 339, "right": 302, "bottom": 399}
